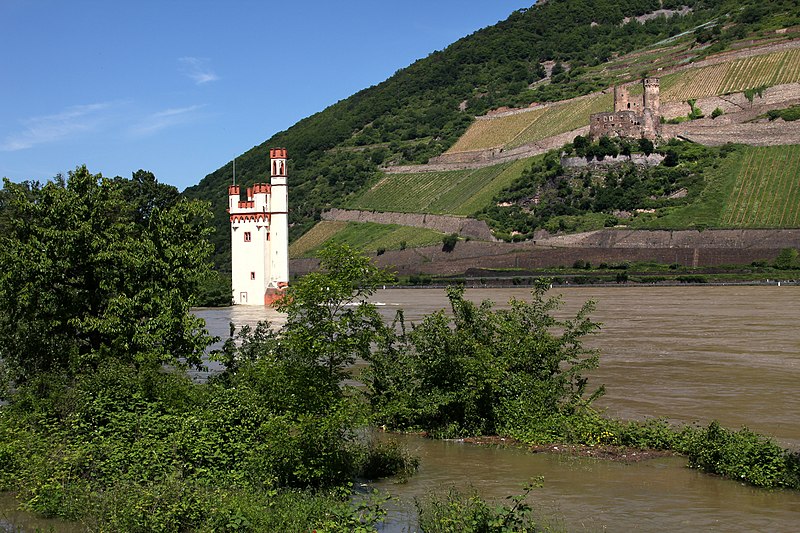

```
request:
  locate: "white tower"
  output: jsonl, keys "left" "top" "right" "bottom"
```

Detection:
{"left": 228, "top": 148, "right": 289, "bottom": 305}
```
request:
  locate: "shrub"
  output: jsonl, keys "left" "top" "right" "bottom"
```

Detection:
{"left": 442, "top": 233, "right": 459, "bottom": 252}
{"left": 417, "top": 480, "right": 544, "bottom": 533}
{"left": 365, "top": 281, "right": 603, "bottom": 437}
{"left": 683, "top": 421, "right": 800, "bottom": 488}
{"left": 774, "top": 248, "right": 798, "bottom": 269}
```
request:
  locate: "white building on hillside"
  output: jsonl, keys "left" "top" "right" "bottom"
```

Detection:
{"left": 227, "top": 148, "right": 289, "bottom": 305}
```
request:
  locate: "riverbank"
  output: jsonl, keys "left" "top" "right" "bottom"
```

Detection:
{"left": 461, "top": 435, "right": 675, "bottom": 462}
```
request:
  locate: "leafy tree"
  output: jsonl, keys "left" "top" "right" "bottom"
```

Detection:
{"left": 274, "top": 242, "right": 394, "bottom": 380}
{"left": 0, "top": 167, "right": 215, "bottom": 384}
{"left": 774, "top": 247, "right": 799, "bottom": 270}
{"left": 365, "top": 281, "right": 604, "bottom": 437}
{"left": 442, "top": 232, "right": 459, "bottom": 252}
{"left": 638, "top": 137, "right": 654, "bottom": 155}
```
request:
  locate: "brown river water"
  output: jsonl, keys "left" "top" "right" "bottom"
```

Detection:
{"left": 198, "top": 285, "right": 800, "bottom": 532}
{"left": 4, "top": 286, "right": 798, "bottom": 531}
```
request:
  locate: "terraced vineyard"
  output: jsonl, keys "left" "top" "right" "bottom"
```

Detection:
{"left": 507, "top": 93, "right": 612, "bottom": 148}
{"left": 721, "top": 145, "right": 800, "bottom": 227}
{"left": 444, "top": 47, "right": 800, "bottom": 156}
{"left": 661, "top": 48, "right": 800, "bottom": 101}
{"left": 447, "top": 93, "right": 612, "bottom": 154}
{"left": 448, "top": 109, "right": 549, "bottom": 152}
{"left": 289, "top": 221, "right": 444, "bottom": 258}
{"left": 288, "top": 221, "right": 348, "bottom": 258}
{"left": 346, "top": 159, "right": 532, "bottom": 215}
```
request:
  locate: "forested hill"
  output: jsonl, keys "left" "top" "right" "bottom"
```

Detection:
{"left": 184, "top": 0, "right": 799, "bottom": 270}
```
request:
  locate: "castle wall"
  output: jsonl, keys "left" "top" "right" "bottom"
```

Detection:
{"left": 590, "top": 78, "right": 661, "bottom": 140}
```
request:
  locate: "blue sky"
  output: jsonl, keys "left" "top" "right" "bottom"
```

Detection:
{"left": 1, "top": 1, "right": 533, "bottom": 190}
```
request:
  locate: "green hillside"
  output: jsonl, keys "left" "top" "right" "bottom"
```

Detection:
{"left": 184, "top": 0, "right": 800, "bottom": 269}
{"left": 345, "top": 159, "right": 529, "bottom": 215}
{"left": 647, "top": 144, "right": 800, "bottom": 228}
{"left": 289, "top": 221, "right": 444, "bottom": 258}
{"left": 449, "top": 47, "right": 800, "bottom": 154}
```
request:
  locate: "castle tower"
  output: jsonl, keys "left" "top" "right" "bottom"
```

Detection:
{"left": 227, "top": 149, "right": 289, "bottom": 305}
{"left": 643, "top": 78, "right": 660, "bottom": 118}
{"left": 266, "top": 148, "right": 289, "bottom": 302}
{"left": 614, "top": 85, "right": 630, "bottom": 112}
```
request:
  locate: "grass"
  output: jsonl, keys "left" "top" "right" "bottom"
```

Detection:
{"left": 289, "top": 220, "right": 348, "bottom": 258}
{"left": 636, "top": 145, "right": 800, "bottom": 229}
{"left": 721, "top": 145, "right": 800, "bottom": 227}
{"left": 447, "top": 93, "right": 612, "bottom": 154}
{"left": 346, "top": 161, "right": 532, "bottom": 215}
{"left": 289, "top": 221, "right": 445, "bottom": 258}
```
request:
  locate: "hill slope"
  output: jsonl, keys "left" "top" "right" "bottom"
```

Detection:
{"left": 185, "top": 0, "right": 800, "bottom": 270}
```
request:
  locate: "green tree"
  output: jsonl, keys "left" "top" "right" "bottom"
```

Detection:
{"left": 774, "top": 247, "right": 799, "bottom": 270}
{"left": 274, "top": 242, "right": 394, "bottom": 380}
{"left": 442, "top": 232, "right": 459, "bottom": 252}
{"left": 0, "top": 167, "right": 215, "bottom": 383}
{"left": 365, "top": 281, "right": 604, "bottom": 437}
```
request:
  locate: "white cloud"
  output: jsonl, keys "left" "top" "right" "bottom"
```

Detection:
{"left": 129, "top": 105, "right": 206, "bottom": 137}
{"left": 1, "top": 103, "right": 114, "bottom": 151}
{"left": 179, "top": 57, "right": 219, "bottom": 85}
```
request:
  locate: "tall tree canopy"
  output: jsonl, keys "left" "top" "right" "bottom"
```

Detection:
{"left": 0, "top": 166, "right": 215, "bottom": 384}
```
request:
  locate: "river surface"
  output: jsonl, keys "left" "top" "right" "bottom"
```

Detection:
{"left": 198, "top": 285, "right": 800, "bottom": 532}
{"left": 6, "top": 287, "right": 796, "bottom": 531}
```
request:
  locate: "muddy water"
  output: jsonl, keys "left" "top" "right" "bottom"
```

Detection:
{"left": 196, "top": 286, "right": 800, "bottom": 532}
{"left": 359, "top": 286, "right": 800, "bottom": 449}
{"left": 8, "top": 287, "right": 794, "bottom": 531}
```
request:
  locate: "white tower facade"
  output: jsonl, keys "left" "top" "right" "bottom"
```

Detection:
{"left": 228, "top": 148, "right": 289, "bottom": 305}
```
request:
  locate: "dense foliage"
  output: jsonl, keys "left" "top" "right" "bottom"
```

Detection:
{"left": 0, "top": 243, "right": 412, "bottom": 531}
{"left": 364, "top": 281, "right": 603, "bottom": 438}
{"left": 1, "top": 236, "right": 799, "bottom": 531}
{"left": 185, "top": 0, "right": 800, "bottom": 270}
{"left": 479, "top": 140, "right": 735, "bottom": 239}
{"left": 417, "top": 480, "right": 545, "bottom": 533}
{"left": 0, "top": 168, "right": 215, "bottom": 383}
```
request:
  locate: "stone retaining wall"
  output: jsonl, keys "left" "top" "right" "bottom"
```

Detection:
{"left": 561, "top": 153, "right": 665, "bottom": 168}
{"left": 291, "top": 229, "right": 800, "bottom": 276}
{"left": 321, "top": 208, "right": 495, "bottom": 240}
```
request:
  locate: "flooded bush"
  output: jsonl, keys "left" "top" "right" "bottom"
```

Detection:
{"left": 417, "top": 479, "right": 547, "bottom": 533}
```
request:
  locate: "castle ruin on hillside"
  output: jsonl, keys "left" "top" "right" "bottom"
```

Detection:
{"left": 590, "top": 78, "right": 661, "bottom": 140}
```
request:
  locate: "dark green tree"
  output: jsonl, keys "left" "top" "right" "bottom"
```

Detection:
{"left": 0, "top": 167, "right": 215, "bottom": 383}
{"left": 442, "top": 233, "right": 459, "bottom": 252}
{"left": 273, "top": 242, "right": 394, "bottom": 380}
{"left": 774, "top": 247, "right": 799, "bottom": 270}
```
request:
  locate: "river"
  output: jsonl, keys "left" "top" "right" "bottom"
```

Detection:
{"left": 6, "top": 286, "right": 796, "bottom": 531}
{"left": 198, "top": 285, "right": 800, "bottom": 532}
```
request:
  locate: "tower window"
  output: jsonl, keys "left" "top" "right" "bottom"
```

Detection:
{"left": 244, "top": 231, "right": 251, "bottom": 242}
{"left": 250, "top": 272, "right": 256, "bottom": 280}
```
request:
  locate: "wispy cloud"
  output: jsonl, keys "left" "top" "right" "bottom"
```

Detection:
{"left": 1, "top": 103, "right": 114, "bottom": 151}
{"left": 179, "top": 57, "right": 219, "bottom": 85}
{"left": 129, "top": 105, "right": 206, "bottom": 137}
